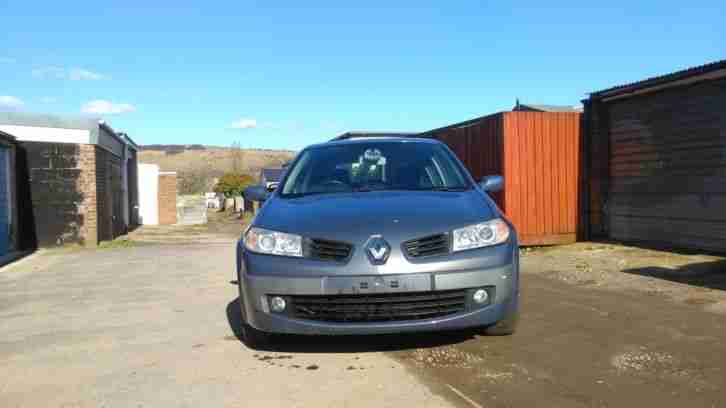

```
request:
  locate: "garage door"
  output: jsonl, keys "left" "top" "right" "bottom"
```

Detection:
{"left": 606, "top": 78, "right": 726, "bottom": 251}
{"left": 0, "top": 146, "right": 9, "bottom": 255}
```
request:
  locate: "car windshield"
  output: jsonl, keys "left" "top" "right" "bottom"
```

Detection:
{"left": 280, "top": 141, "right": 470, "bottom": 197}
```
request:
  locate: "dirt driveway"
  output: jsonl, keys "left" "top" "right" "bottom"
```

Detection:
{"left": 0, "top": 243, "right": 449, "bottom": 408}
{"left": 2, "top": 233, "right": 725, "bottom": 407}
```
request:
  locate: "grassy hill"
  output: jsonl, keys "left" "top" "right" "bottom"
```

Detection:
{"left": 138, "top": 145, "right": 296, "bottom": 193}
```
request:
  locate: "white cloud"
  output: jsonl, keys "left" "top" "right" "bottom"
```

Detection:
{"left": 32, "top": 66, "right": 108, "bottom": 80}
{"left": 0, "top": 95, "right": 24, "bottom": 111}
{"left": 230, "top": 119, "right": 258, "bottom": 129}
{"left": 69, "top": 68, "right": 108, "bottom": 81}
{"left": 40, "top": 96, "right": 57, "bottom": 103}
{"left": 81, "top": 100, "right": 136, "bottom": 115}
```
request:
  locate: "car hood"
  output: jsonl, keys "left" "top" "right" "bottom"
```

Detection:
{"left": 255, "top": 190, "right": 495, "bottom": 244}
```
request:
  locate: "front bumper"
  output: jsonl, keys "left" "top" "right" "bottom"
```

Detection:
{"left": 237, "top": 242, "right": 519, "bottom": 335}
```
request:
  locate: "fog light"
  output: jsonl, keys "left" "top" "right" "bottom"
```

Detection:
{"left": 269, "top": 296, "right": 286, "bottom": 312}
{"left": 472, "top": 289, "right": 489, "bottom": 304}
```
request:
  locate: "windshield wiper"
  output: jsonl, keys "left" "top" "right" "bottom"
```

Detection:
{"left": 420, "top": 186, "right": 469, "bottom": 192}
{"left": 352, "top": 184, "right": 389, "bottom": 193}
{"left": 282, "top": 191, "right": 330, "bottom": 198}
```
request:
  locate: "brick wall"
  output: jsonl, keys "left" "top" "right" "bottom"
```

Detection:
{"left": 158, "top": 172, "right": 177, "bottom": 225}
{"left": 79, "top": 145, "right": 98, "bottom": 246}
{"left": 19, "top": 142, "right": 98, "bottom": 247}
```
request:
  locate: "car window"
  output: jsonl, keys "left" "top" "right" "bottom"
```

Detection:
{"left": 280, "top": 141, "right": 469, "bottom": 197}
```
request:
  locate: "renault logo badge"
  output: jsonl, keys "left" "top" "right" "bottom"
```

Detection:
{"left": 365, "top": 235, "right": 391, "bottom": 265}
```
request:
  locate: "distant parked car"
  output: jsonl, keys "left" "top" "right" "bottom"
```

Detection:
{"left": 237, "top": 135, "right": 519, "bottom": 347}
{"left": 204, "top": 192, "right": 220, "bottom": 209}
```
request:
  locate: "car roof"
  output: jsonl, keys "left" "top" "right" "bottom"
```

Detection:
{"left": 308, "top": 135, "right": 441, "bottom": 149}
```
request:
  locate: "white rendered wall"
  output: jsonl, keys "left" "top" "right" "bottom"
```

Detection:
{"left": 137, "top": 163, "right": 159, "bottom": 225}
{"left": 0, "top": 125, "right": 90, "bottom": 144}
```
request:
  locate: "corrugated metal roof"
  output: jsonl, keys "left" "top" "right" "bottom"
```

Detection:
{"left": 0, "top": 129, "right": 17, "bottom": 144}
{"left": 513, "top": 103, "right": 582, "bottom": 113}
{"left": 590, "top": 59, "right": 726, "bottom": 98}
{"left": 118, "top": 132, "right": 140, "bottom": 150}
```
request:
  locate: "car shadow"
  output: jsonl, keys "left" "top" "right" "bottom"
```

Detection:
{"left": 622, "top": 259, "right": 726, "bottom": 291}
{"left": 226, "top": 297, "right": 475, "bottom": 353}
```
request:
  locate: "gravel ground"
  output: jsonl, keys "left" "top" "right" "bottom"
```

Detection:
{"left": 0, "top": 244, "right": 451, "bottom": 408}
{"left": 390, "top": 242, "right": 726, "bottom": 408}
{"left": 7, "top": 212, "right": 726, "bottom": 407}
{"left": 127, "top": 210, "right": 248, "bottom": 245}
{"left": 520, "top": 242, "right": 726, "bottom": 314}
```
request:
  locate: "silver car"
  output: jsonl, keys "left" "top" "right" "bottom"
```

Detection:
{"left": 237, "top": 135, "right": 519, "bottom": 347}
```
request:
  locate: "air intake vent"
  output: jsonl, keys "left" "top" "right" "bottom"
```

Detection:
{"left": 307, "top": 238, "right": 353, "bottom": 262}
{"left": 403, "top": 234, "right": 450, "bottom": 258}
{"left": 289, "top": 289, "right": 467, "bottom": 322}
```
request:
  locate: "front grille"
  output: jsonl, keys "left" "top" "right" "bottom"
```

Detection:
{"left": 403, "top": 234, "right": 450, "bottom": 258}
{"left": 307, "top": 238, "right": 353, "bottom": 262}
{"left": 288, "top": 289, "right": 467, "bottom": 322}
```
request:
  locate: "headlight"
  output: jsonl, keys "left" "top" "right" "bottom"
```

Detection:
{"left": 452, "top": 219, "right": 510, "bottom": 252}
{"left": 243, "top": 227, "right": 303, "bottom": 257}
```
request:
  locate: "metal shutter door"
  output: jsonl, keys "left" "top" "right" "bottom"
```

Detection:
{"left": 0, "top": 147, "right": 9, "bottom": 255}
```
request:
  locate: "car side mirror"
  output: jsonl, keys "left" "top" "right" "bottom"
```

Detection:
{"left": 244, "top": 185, "right": 270, "bottom": 202}
{"left": 479, "top": 175, "right": 503, "bottom": 192}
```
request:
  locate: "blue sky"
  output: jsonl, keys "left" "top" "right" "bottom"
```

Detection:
{"left": 1, "top": 1, "right": 724, "bottom": 150}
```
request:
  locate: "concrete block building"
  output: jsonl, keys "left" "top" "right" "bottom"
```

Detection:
{"left": 0, "top": 112, "right": 139, "bottom": 248}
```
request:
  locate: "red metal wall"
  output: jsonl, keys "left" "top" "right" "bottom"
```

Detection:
{"left": 428, "top": 111, "right": 581, "bottom": 246}
{"left": 503, "top": 112, "right": 581, "bottom": 245}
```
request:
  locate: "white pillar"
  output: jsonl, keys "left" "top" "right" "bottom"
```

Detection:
{"left": 137, "top": 163, "right": 159, "bottom": 225}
